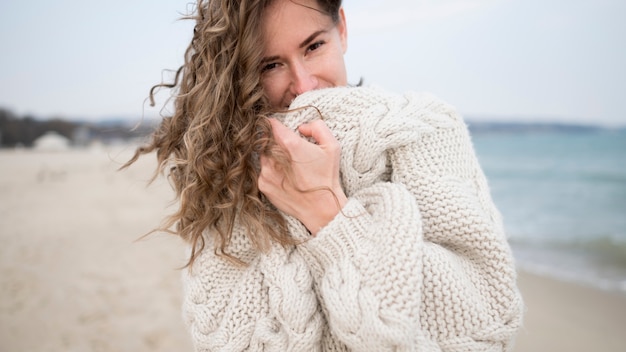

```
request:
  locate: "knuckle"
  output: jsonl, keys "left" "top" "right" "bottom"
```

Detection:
{"left": 312, "top": 119, "right": 327, "bottom": 128}
{"left": 281, "top": 137, "right": 299, "bottom": 150}
{"left": 328, "top": 140, "right": 341, "bottom": 153}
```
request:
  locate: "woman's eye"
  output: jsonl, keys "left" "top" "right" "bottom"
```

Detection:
{"left": 261, "top": 62, "right": 279, "bottom": 73}
{"left": 307, "top": 41, "right": 325, "bottom": 52}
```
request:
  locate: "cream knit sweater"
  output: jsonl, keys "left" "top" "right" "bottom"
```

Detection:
{"left": 182, "top": 86, "right": 524, "bottom": 351}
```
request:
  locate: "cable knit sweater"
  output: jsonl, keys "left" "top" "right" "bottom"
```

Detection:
{"left": 182, "top": 86, "right": 524, "bottom": 351}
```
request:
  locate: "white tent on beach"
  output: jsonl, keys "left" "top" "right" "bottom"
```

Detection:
{"left": 33, "top": 131, "right": 71, "bottom": 151}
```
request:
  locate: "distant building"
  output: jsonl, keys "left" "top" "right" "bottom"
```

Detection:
{"left": 33, "top": 131, "right": 71, "bottom": 151}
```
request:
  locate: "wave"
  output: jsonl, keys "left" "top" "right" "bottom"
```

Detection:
{"left": 509, "top": 234, "right": 626, "bottom": 268}
{"left": 484, "top": 166, "right": 626, "bottom": 184}
{"left": 509, "top": 235, "right": 626, "bottom": 294}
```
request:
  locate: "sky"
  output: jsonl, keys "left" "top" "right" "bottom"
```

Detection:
{"left": 1, "top": 0, "right": 625, "bottom": 126}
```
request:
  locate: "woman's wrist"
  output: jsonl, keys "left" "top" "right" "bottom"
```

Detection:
{"left": 302, "top": 187, "right": 348, "bottom": 236}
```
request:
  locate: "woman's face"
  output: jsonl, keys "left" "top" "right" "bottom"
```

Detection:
{"left": 260, "top": 0, "right": 348, "bottom": 109}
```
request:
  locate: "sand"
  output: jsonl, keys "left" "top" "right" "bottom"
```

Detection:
{"left": 0, "top": 147, "right": 192, "bottom": 352}
{"left": 514, "top": 271, "right": 626, "bottom": 352}
{"left": 1, "top": 147, "right": 625, "bottom": 351}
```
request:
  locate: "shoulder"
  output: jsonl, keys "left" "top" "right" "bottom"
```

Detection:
{"left": 286, "top": 86, "right": 470, "bottom": 142}
{"left": 297, "top": 86, "right": 464, "bottom": 121}
{"left": 394, "top": 89, "right": 466, "bottom": 132}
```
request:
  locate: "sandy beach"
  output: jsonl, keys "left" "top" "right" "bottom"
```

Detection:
{"left": 1, "top": 147, "right": 625, "bottom": 351}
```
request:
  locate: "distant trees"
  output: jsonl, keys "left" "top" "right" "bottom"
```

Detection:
{"left": 0, "top": 108, "right": 76, "bottom": 147}
{"left": 0, "top": 108, "right": 157, "bottom": 148}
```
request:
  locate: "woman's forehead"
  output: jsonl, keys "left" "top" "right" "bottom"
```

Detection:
{"left": 263, "top": 0, "right": 326, "bottom": 23}
{"left": 262, "top": 0, "right": 330, "bottom": 35}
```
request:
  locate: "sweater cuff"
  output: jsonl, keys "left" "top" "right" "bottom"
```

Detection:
{"left": 299, "top": 197, "right": 375, "bottom": 273}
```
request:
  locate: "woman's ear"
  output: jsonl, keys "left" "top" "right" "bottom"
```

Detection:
{"left": 337, "top": 7, "right": 348, "bottom": 53}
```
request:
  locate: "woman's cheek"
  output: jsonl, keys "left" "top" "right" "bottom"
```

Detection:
{"left": 261, "top": 78, "right": 277, "bottom": 106}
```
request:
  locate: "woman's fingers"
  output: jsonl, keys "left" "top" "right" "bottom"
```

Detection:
{"left": 259, "top": 117, "right": 347, "bottom": 234}
{"left": 298, "top": 120, "right": 337, "bottom": 148}
{"left": 268, "top": 118, "right": 301, "bottom": 150}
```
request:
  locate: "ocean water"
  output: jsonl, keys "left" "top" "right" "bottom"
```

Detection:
{"left": 471, "top": 128, "right": 626, "bottom": 294}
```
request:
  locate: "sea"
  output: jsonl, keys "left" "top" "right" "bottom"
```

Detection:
{"left": 470, "top": 125, "right": 626, "bottom": 295}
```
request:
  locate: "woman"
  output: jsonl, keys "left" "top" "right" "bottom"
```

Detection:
{"left": 126, "top": 0, "right": 524, "bottom": 350}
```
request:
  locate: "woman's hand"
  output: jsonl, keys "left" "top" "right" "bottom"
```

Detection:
{"left": 259, "top": 118, "right": 348, "bottom": 235}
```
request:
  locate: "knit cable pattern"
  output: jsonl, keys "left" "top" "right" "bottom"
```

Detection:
{"left": 181, "top": 86, "right": 523, "bottom": 351}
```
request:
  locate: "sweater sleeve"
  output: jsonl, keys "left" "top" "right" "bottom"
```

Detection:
{"left": 181, "top": 227, "right": 325, "bottom": 352}
{"left": 296, "top": 182, "right": 439, "bottom": 351}
{"left": 390, "top": 94, "right": 523, "bottom": 350}
{"left": 293, "top": 92, "right": 523, "bottom": 351}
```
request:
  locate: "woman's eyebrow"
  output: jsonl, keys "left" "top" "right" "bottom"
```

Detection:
{"left": 299, "top": 30, "right": 327, "bottom": 49}
{"left": 261, "top": 55, "right": 280, "bottom": 64}
{"left": 260, "top": 29, "right": 328, "bottom": 64}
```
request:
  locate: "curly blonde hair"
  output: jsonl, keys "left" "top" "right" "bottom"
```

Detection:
{"left": 123, "top": 0, "right": 343, "bottom": 268}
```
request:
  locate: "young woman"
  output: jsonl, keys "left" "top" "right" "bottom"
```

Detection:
{"left": 126, "top": 0, "right": 524, "bottom": 350}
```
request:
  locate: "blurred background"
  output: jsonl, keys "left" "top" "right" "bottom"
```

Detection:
{"left": 2, "top": 0, "right": 625, "bottom": 125}
{"left": 1, "top": 0, "right": 625, "bottom": 351}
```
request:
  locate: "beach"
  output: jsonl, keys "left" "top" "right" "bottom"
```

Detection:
{"left": 515, "top": 271, "right": 626, "bottom": 352}
{"left": 1, "top": 147, "right": 625, "bottom": 351}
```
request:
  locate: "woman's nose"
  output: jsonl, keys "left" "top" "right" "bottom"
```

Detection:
{"left": 290, "top": 61, "right": 319, "bottom": 96}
